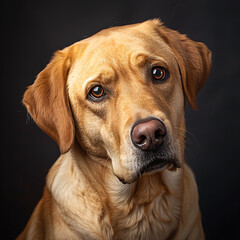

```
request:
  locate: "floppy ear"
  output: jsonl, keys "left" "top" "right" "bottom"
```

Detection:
{"left": 157, "top": 24, "right": 211, "bottom": 109}
{"left": 23, "top": 49, "right": 75, "bottom": 154}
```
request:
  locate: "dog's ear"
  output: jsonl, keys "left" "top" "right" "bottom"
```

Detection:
{"left": 156, "top": 23, "right": 211, "bottom": 109}
{"left": 23, "top": 48, "right": 75, "bottom": 154}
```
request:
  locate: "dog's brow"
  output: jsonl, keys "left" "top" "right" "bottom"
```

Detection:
{"left": 133, "top": 53, "right": 167, "bottom": 67}
{"left": 82, "top": 71, "right": 114, "bottom": 90}
{"left": 82, "top": 75, "right": 99, "bottom": 90}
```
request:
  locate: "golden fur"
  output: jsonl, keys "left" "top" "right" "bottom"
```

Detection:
{"left": 18, "top": 19, "right": 211, "bottom": 239}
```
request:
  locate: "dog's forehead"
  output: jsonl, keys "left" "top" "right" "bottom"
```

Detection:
{"left": 70, "top": 20, "right": 176, "bottom": 81}
{"left": 82, "top": 21, "right": 171, "bottom": 59}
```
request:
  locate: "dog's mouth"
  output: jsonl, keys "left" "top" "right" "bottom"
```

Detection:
{"left": 116, "top": 157, "right": 180, "bottom": 184}
{"left": 115, "top": 154, "right": 181, "bottom": 184}
{"left": 115, "top": 137, "right": 181, "bottom": 184}
{"left": 139, "top": 157, "right": 180, "bottom": 175}
{"left": 137, "top": 140, "right": 181, "bottom": 174}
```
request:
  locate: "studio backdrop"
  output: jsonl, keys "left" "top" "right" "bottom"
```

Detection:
{"left": 3, "top": 0, "right": 240, "bottom": 239}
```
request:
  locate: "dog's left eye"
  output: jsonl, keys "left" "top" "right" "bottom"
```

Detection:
{"left": 152, "top": 67, "right": 166, "bottom": 81}
{"left": 88, "top": 85, "right": 106, "bottom": 100}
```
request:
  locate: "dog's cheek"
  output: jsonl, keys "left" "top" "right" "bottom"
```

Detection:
{"left": 171, "top": 82, "right": 185, "bottom": 124}
{"left": 99, "top": 112, "right": 135, "bottom": 179}
{"left": 169, "top": 83, "right": 186, "bottom": 161}
{"left": 99, "top": 120, "right": 120, "bottom": 161}
{"left": 71, "top": 108, "right": 107, "bottom": 157}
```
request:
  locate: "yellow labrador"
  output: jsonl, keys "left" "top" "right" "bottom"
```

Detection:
{"left": 18, "top": 19, "right": 211, "bottom": 240}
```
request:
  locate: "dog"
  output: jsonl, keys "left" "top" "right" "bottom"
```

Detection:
{"left": 18, "top": 19, "right": 211, "bottom": 240}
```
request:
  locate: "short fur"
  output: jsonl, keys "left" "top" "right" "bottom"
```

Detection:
{"left": 18, "top": 19, "right": 211, "bottom": 240}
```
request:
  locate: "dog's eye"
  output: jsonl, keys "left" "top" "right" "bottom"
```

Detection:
{"left": 152, "top": 67, "right": 166, "bottom": 81}
{"left": 88, "top": 85, "right": 105, "bottom": 100}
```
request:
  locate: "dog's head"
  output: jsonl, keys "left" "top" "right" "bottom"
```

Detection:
{"left": 23, "top": 20, "right": 211, "bottom": 183}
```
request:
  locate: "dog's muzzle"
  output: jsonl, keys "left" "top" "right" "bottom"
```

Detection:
{"left": 130, "top": 117, "right": 181, "bottom": 175}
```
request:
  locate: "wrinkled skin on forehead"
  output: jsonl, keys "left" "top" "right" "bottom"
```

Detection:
{"left": 67, "top": 21, "right": 185, "bottom": 183}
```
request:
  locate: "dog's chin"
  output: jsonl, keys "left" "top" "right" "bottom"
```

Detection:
{"left": 115, "top": 158, "right": 181, "bottom": 184}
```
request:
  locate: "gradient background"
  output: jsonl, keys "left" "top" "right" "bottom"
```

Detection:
{"left": 3, "top": 0, "right": 240, "bottom": 239}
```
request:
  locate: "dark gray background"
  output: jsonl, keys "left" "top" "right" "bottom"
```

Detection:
{"left": 3, "top": 0, "right": 240, "bottom": 239}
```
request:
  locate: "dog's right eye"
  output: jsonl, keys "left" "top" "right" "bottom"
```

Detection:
{"left": 88, "top": 85, "right": 106, "bottom": 101}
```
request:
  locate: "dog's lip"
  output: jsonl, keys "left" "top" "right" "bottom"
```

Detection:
{"left": 114, "top": 174, "right": 130, "bottom": 184}
{"left": 140, "top": 158, "right": 181, "bottom": 175}
{"left": 139, "top": 159, "right": 169, "bottom": 174}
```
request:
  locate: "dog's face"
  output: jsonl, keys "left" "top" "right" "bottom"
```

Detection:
{"left": 68, "top": 23, "right": 186, "bottom": 183}
{"left": 23, "top": 20, "right": 211, "bottom": 183}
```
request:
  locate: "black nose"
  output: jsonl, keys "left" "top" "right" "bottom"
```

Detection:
{"left": 131, "top": 119, "right": 166, "bottom": 150}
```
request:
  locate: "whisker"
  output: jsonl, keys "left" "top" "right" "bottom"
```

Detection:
{"left": 175, "top": 127, "right": 201, "bottom": 150}
{"left": 174, "top": 127, "right": 201, "bottom": 164}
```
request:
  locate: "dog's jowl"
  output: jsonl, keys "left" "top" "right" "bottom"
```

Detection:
{"left": 18, "top": 19, "right": 211, "bottom": 240}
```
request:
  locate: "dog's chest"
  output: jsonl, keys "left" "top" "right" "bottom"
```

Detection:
{"left": 100, "top": 183, "right": 181, "bottom": 240}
